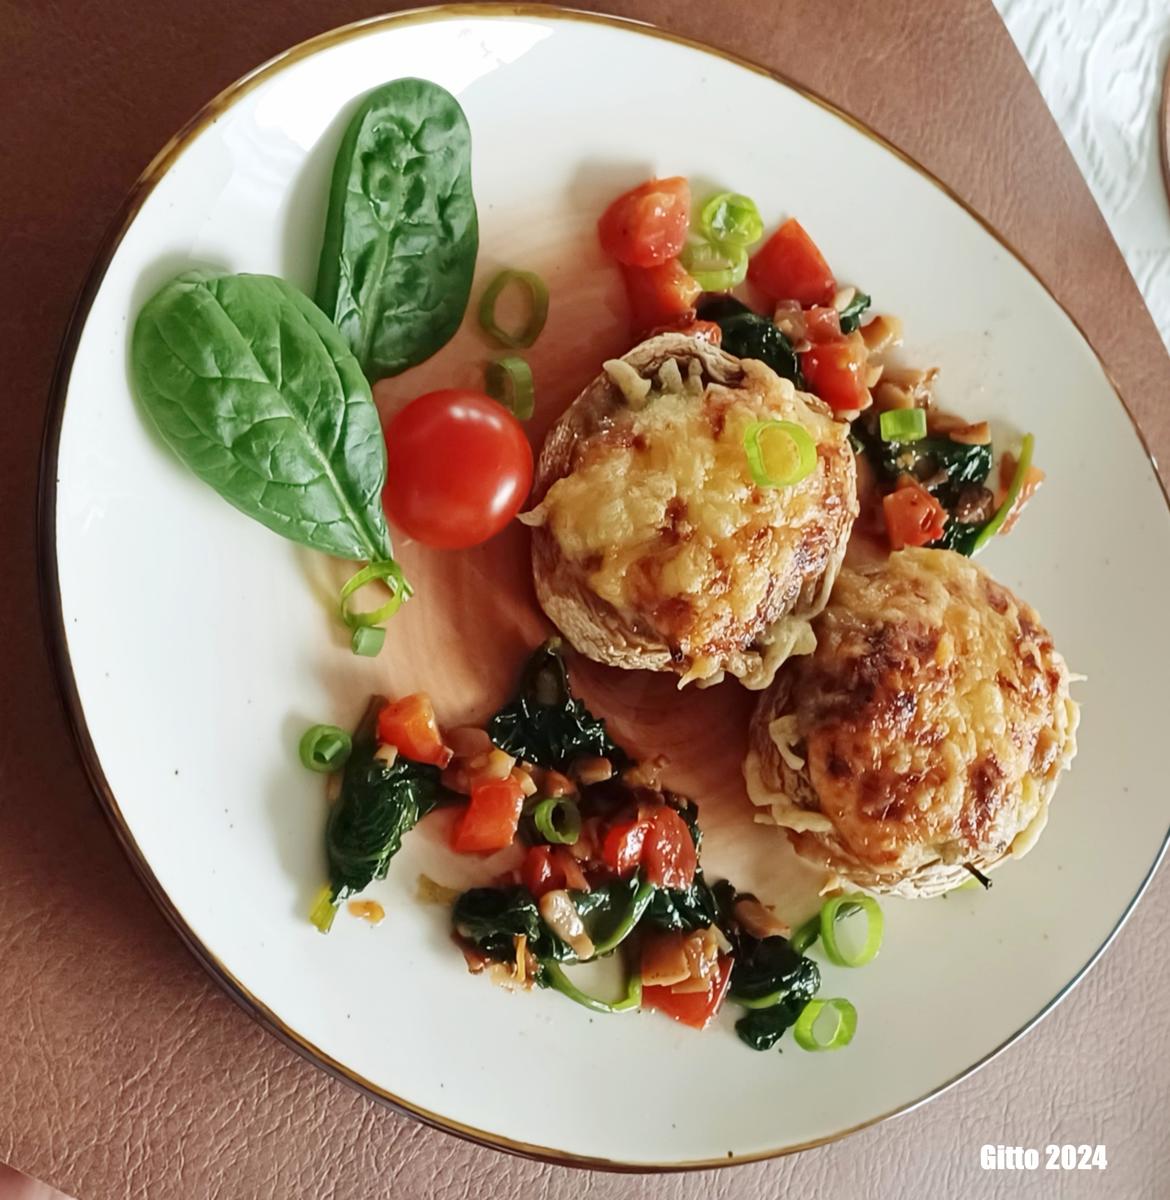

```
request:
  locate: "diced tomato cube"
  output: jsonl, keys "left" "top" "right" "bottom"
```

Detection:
{"left": 748, "top": 218, "right": 836, "bottom": 306}
{"left": 800, "top": 332, "right": 871, "bottom": 414}
{"left": 598, "top": 177, "right": 691, "bottom": 267}
{"left": 450, "top": 777, "right": 525, "bottom": 854}
{"left": 642, "top": 956, "right": 733, "bottom": 1030}
{"left": 376, "top": 694, "right": 452, "bottom": 768}
{"left": 882, "top": 479, "right": 948, "bottom": 549}
{"left": 622, "top": 261, "right": 702, "bottom": 335}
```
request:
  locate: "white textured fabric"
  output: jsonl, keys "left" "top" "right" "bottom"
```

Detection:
{"left": 996, "top": 0, "right": 1170, "bottom": 349}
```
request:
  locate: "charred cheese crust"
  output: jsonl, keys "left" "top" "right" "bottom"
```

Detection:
{"left": 745, "top": 548, "right": 1079, "bottom": 897}
{"left": 525, "top": 334, "right": 858, "bottom": 688}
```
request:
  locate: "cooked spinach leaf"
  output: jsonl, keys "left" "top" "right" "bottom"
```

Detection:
{"left": 933, "top": 516, "right": 986, "bottom": 555}
{"left": 572, "top": 876, "right": 646, "bottom": 948}
{"left": 316, "top": 78, "right": 478, "bottom": 380}
{"left": 132, "top": 270, "right": 394, "bottom": 563}
{"left": 323, "top": 736, "right": 441, "bottom": 909}
{"left": 487, "top": 640, "right": 626, "bottom": 769}
{"left": 696, "top": 295, "right": 754, "bottom": 323}
{"left": 453, "top": 886, "right": 571, "bottom": 964}
{"left": 643, "top": 873, "right": 720, "bottom": 933}
{"left": 730, "top": 936, "right": 821, "bottom": 1051}
{"left": 837, "top": 290, "right": 872, "bottom": 334}
{"left": 715, "top": 312, "right": 804, "bottom": 387}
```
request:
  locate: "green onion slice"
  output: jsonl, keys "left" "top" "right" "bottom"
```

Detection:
{"left": 819, "top": 893, "right": 884, "bottom": 967}
{"left": 793, "top": 998, "right": 857, "bottom": 1051}
{"left": 879, "top": 407, "right": 927, "bottom": 443}
{"left": 485, "top": 355, "right": 535, "bottom": 420}
{"left": 699, "top": 192, "right": 765, "bottom": 249}
{"left": 338, "top": 559, "right": 412, "bottom": 630}
{"left": 532, "top": 796, "right": 581, "bottom": 845}
{"left": 971, "top": 433, "right": 1035, "bottom": 553}
{"left": 680, "top": 238, "right": 748, "bottom": 292}
{"left": 791, "top": 914, "right": 821, "bottom": 955}
{"left": 299, "top": 724, "right": 353, "bottom": 773}
{"left": 478, "top": 269, "right": 549, "bottom": 349}
{"left": 743, "top": 420, "right": 818, "bottom": 488}
{"left": 350, "top": 625, "right": 386, "bottom": 657}
{"left": 543, "top": 961, "right": 643, "bottom": 1014}
{"left": 309, "top": 885, "right": 339, "bottom": 934}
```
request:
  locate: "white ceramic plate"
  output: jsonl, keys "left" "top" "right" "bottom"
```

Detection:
{"left": 43, "top": 6, "right": 1170, "bottom": 1168}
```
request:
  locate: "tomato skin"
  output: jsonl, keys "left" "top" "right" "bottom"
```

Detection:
{"left": 522, "top": 845, "right": 589, "bottom": 897}
{"left": 376, "top": 694, "right": 452, "bottom": 768}
{"left": 642, "top": 808, "right": 698, "bottom": 890}
{"left": 382, "top": 389, "right": 533, "bottom": 550}
{"left": 451, "top": 777, "right": 525, "bottom": 854}
{"left": 601, "top": 819, "right": 650, "bottom": 877}
{"left": 643, "top": 956, "right": 733, "bottom": 1030}
{"left": 804, "top": 305, "right": 842, "bottom": 343}
{"left": 598, "top": 177, "right": 691, "bottom": 267}
{"left": 622, "top": 262, "right": 702, "bottom": 335}
{"left": 748, "top": 218, "right": 836, "bottom": 306}
{"left": 882, "top": 480, "right": 948, "bottom": 549}
{"left": 800, "top": 332, "right": 871, "bottom": 414}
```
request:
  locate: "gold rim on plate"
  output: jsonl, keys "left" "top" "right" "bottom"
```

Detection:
{"left": 36, "top": 2, "right": 1170, "bottom": 1173}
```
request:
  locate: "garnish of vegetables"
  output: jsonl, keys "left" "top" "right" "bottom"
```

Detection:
{"left": 485, "top": 355, "right": 535, "bottom": 420}
{"left": 972, "top": 433, "right": 1035, "bottom": 553}
{"left": 879, "top": 407, "right": 927, "bottom": 443}
{"left": 315, "top": 78, "right": 478, "bottom": 380}
{"left": 311, "top": 701, "right": 442, "bottom": 933}
{"left": 743, "top": 420, "right": 818, "bottom": 488}
{"left": 131, "top": 270, "right": 408, "bottom": 654}
{"left": 299, "top": 725, "right": 353, "bottom": 773}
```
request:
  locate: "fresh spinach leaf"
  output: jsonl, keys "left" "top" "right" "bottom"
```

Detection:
{"left": 132, "top": 270, "right": 394, "bottom": 563}
{"left": 487, "top": 640, "right": 627, "bottom": 769}
{"left": 837, "top": 290, "right": 871, "bottom": 334}
{"left": 316, "top": 78, "right": 478, "bottom": 380}
{"left": 453, "top": 886, "right": 572, "bottom": 963}
{"left": 323, "top": 735, "right": 441, "bottom": 907}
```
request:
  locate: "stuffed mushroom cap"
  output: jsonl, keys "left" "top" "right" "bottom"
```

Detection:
{"left": 521, "top": 333, "right": 858, "bottom": 688}
{"left": 744, "top": 548, "right": 1079, "bottom": 897}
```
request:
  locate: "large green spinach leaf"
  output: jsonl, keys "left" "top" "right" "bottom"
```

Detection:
{"left": 316, "top": 78, "right": 478, "bottom": 380}
{"left": 487, "top": 640, "right": 627, "bottom": 770}
{"left": 730, "top": 935, "right": 821, "bottom": 1051}
{"left": 132, "top": 270, "right": 394, "bottom": 563}
{"left": 696, "top": 296, "right": 804, "bottom": 387}
{"left": 453, "top": 886, "right": 572, "bottom": 964}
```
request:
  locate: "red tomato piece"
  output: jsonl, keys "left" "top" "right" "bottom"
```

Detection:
{"left": 450, "top": 777, "right": 525, "bottom": 854}
{"left": 800, "top": 332, "right": 871, "bottom": 414}
{"left": 621, "top": 262, "right": 702, "bottom": 335}
{"left": 601, "top": 819, "right": 651, "bottom": 877}
{"left": 643, "top": 957, "right": 733, "bottom": 1030}
{"left": 804, "top": 305, "right": 842, "bottom": 343}
{"left": 598, "top": 177, "right": 691, "bottom": 267}
{"left": 882, "top": 480, "right": 948, "bottom": 550}
{"left": 748, "top": 218, "right": 836, "bottom": 306}
{"left": 521, "top": 845, "right": 563, "bottom": 897}
{"left": 382, "top": 389, "right": 533, "bottom": 550}
{"left": 642, "top": 808, "right": 698, "bottom": 890}
{"left": 376, "top": 694, "right": 452, "bottom": 767}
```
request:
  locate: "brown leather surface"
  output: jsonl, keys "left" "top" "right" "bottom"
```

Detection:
{"left": 2, "top": 1, "right": 1168, "bottom": 1196}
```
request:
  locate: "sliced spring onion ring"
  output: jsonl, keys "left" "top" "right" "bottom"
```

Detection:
{"left": 793, "top": 998, "right": 857, "bottom": 1051}
{"left": 699, "top": 192, "right": 765, "bottom": 248}
{"left": 298, "top": 724, "right": 353, "bottom": 773}
{"left": 680, "top": 238, "right": 748, "bottom": 292}
{"left": 971, "top": 433, "right": 1035, "bottom": 553}
{"left": 819, "top": 893, "right": 884, "bottom": 967}
{"left": 309, "top": 885, "right": 338, "bottom": 934}
{"left": 350, "top": 625, "right": 386, "bottom": 657}
{"left": 879, "top": 407, "right": 927, "bottom": 443}
{"left": 478, "top": 269, "right": 549, "bottom": 349}
{"left": 532, "top": 796, "right": 581, "bottom": 845}
{"left": 743, "top": 420, "right": 818, "bottom": 488}
{"left": 542, "top": 961, "right": 643, "bottom": 1013}
{"left": 586, "top": 879, "right": 655, "bottom": 959}
{"left": 485, "top": 355, "right": 535, "bottom": 420}
{"left": 338, "top": 559, "right": 412, "bottom": 630}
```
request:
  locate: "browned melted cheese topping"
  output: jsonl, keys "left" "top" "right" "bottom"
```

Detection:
{"left": 770, "top": 549, "right": 1077, "bottom": 883}
{"left": 528, "top": 360, "right": 856, "bottom": 685}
